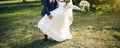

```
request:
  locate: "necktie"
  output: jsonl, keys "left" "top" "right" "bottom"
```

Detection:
{"left": 52, "top": 0, "right": 54, "bottom": 4}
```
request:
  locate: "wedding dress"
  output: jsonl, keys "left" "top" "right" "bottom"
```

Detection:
{"left": 38, "top": 0, "right": 79, "bottom": 42}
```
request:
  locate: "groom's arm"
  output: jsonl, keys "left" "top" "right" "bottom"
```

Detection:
{"left": 54, "top": 1, "right": 58, "bottom": 9}
{"left": 55, "top": 0, "right": 59, "bottom": 8}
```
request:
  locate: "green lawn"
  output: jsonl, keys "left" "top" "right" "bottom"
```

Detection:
{"left": 0, "top": 5, "right": 120, "bottom": 48}
{"left": 0, "top": 0, "right": 41, "bottom": 5}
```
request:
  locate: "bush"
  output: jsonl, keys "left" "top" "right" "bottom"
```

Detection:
{"left": 73, "top": 0, "right": 120, "bottom": 12}
{"left": 112, "top": 0, "right": 120, "bottom": 12}
{"left": 72, "top": 0, "right": 81, "bottom": 5}
{"left": 113, "top": 32, "right": 120, "bottom": 40}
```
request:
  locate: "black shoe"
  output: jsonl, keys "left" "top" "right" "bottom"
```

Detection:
{"left": 43, "top": 34, "right": 48, "bottom": 41}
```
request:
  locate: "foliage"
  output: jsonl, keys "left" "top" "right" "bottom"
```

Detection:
{"left": 73, "top": 0, "right": 120, "bottom": 13}
{"left": 91, "top": 4, "right": 112, "bottom": 16}
{"left": 112, "top": 0, "right": 120, "bottom": 12}
{"left": 72, "top": 0, "right": 80, "bottom": 5}
{"left": 113, "top": 32, "right": 120, "bottom": 40}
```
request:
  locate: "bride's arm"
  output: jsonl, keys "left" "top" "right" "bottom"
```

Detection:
{"left": 73, "top": 6, "right": 83, "bottom": 11}
{"left": 70, "top": 4, "right": 85, "bottom": 11}
{"left": 56, "top": 0, "right": 60, "bottom": 7}
{"left": 56, "top": 0, "right": 60, "bottom": 3}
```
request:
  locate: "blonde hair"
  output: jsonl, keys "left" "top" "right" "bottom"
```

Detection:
{"left": 64, "top": 0, "right": 70, "bottom": 6}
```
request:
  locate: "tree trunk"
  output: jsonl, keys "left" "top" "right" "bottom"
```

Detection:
{"left": 23, "top": 0, "right": 26, "bottom": 2}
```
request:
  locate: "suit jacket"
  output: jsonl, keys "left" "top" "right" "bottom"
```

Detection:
{"left": 41, "top": 0, "right": 58, "bottom": 16}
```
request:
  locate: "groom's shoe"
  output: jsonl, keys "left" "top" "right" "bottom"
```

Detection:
{"left": 43, "top": 34, "right": 48, "bottom": 41}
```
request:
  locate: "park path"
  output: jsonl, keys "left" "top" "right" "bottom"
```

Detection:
{"left": 0, "top": 2, "right": 41, "bottom": 7}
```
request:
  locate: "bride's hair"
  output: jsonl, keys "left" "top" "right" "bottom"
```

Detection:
{"left": 64, "top": 0, "right": 70, "bottom": 6}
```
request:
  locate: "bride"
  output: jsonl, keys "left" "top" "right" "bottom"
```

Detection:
{"left": 38, "top": 0, "right": 84, "bottom": 42}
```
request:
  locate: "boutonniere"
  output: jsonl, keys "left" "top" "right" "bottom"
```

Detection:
{"left": 50, "top": 0, "right": 55, "bottom": 3}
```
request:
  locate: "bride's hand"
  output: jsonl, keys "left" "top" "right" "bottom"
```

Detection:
{"left": 80, "top": 7, "right": 86, "bottom": 11}
{"left": 48, "top": 14, "right": 53, "bottom": 19}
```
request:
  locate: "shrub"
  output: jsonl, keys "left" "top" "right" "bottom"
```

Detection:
{"left": 113, "top": 32, "right": 120, "bottom": 40}
{"left": 73, "top": 0, "right": 120, "bottom": 12}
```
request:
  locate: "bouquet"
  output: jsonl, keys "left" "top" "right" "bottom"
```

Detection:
{"left": 78, "top": 0, "right": 90, "bottom": 11}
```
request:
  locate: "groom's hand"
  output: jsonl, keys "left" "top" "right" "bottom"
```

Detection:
{"left": 48, "top": 14, "right": 53, "bottom": 19}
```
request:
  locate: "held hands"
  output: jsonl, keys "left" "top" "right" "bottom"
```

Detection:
{"left": 48, "top": 14, "right": 53, "bottom": 19}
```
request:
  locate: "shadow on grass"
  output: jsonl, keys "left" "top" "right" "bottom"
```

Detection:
{"left": 0, "top": 4, "right": 44, "bottom": 48}
{"left": 0, "top": 5, "right": 41, "bottom": 35}
{"left": 16, "top": 39, "right": 59, "bottom": 48}
{"left": 0, "top": 15, "right": 25, "bottom": 48}
{"left": 0, "top": 15, "right": 21, "bottom": 41}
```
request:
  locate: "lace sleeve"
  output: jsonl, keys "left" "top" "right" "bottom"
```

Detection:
{"left": 68, "top": 3, "right": 83, "bottom": 11}
{"left": 56, "top": 0, "right": 60, "bottom": 3}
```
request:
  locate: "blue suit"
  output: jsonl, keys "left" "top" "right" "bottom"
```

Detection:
{"left": 41, "top": 0, "right": 58, "bottom": 17}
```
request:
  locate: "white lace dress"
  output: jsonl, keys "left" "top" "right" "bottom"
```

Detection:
{"left": 38, "top": 1, "right": 79, "bottom": 42}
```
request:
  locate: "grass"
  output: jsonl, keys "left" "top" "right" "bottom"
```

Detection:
{"left": 0, "top": 0, "right": 41, "bottom": 5}
{"left": 0, "top": 5, "right": 120, "bottom": 48}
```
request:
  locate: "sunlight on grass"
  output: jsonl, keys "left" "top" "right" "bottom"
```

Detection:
{"left": 0, "top": 0, "right": 41, "bottom": 4}
{"left": 0, "top": 1, "right": 22, "bottom": 4}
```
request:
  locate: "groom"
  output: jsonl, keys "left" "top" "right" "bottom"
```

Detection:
{"left": 41, "top": 0, "right": 58, "bottom": 41}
